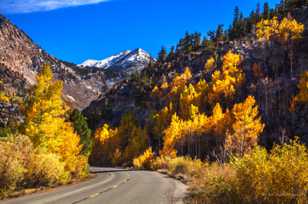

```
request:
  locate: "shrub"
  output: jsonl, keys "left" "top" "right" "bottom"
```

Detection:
{"left": 152, "top": 156, "right": 205, "bottom": 179}
{"left": 0, "top": 135, "right": 31, "bottom": 195}
{"left": 133, "top": 148, "right": 154, "bottom": 169}
{"left": 167, "top": 157, "right": 204, "bottom": 178}
{"left": 232, "top": 139, "right": 308, "bottom": 203}
{"left": 151, "top": 156, "right": 171, "bottom": 170}
{"left": 187, "top": 162, "right": 240, "bottom": 204}
{"left": 0, "top": 134, "right": 86, "bottom": 198}
{"left": 26, "top": 153, "right": 70, "bottom": 187}
{"left": 73, "top": 155, "right": 90, "bottom": 179}
{"left": 189, "top": 139, "right": 308, "bottom": 203}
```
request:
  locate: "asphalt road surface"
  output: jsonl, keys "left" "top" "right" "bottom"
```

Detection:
{"left": 1, "top": 167, "right": 187, "bottom": 204}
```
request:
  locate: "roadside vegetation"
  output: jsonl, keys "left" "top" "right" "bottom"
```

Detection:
{"left": 0, "top": 65, "right": 90, "bottom": 199}
{"left": 147, "top": 139, "right": 308, "bottom": 204}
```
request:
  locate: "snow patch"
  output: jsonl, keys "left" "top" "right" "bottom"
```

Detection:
{"left": 79, "top": 48, "right": 153, "bottom": 71}
{"left": 66, "top": 95, "right": 76, "bottom": 102}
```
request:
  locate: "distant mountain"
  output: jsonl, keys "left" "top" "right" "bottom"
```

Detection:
{"left": 79, "top": 49, "right": 154, "bottom": 88}
{"left": 79, "top": 48, "right": 153, "bottom": 73}
{"left": 0, "top": 14, "right": 153, "bottom": 111}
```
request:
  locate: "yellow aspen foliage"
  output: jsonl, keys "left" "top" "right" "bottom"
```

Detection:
{"left": 210, "top": 103, "right": 231, "bottom": 137}
{"left": 133, "top": 148, "right": 154, "bottom": 169}
{"left": 189, "top": 104, "right": 200, "bottom": 119}
{"left": 161, "top": 104, "right": 231, "bottom": 157}
{"left": 92, "top": 123, "right": 121, "bottom": 166}
{"left": 204, "top": 57, "right": 215, "bottom": 72}
{"left": 0, "top": 91, "right": 10, "bottom": 103}
{"left": 256, "top": 17, "right": 280, "bottom": 41}
{"left": 23, "top": 64, "right": 87, "bottom": 177}
{"left": 160, "top": 81, "right": 169, "bottom": 90}
{"left": 256, "top": 16, "right": 304, "bottom": 43}
{"left": 294, "top": 71, "right": 308, "bottom": 104}
{"left": 179, "top": 84, "right": 201, "bottom": 119}
{"left": 256, "top": 16, "right": 304, "bottom": 76}
{"left": 212, "top": 103, "right": 224, "bottom": 121}
{"left": 161, "top": 113, "right": 183, "bottom": 157}
{"left": 95, "top": 124, "right": 119, "bottom": 145}
{"left": 195, "top": 79, "right": 208, "bottom": 93}
{"left": 208, "top": 51, "right": 244, "bottom": 103}
{"left": 225, "top": 96, "right": 265, "bottom": 155}
{"left": 170, "top": 67, "right": 192, "bottom": 95}
{"left": 152, "top": 103, "right": 174, "bottom": 141}
{"left": 195, "top": 79, "right": 209, "bottom": 110}
{"left": 222, "top": 51, "right": 241, "bottom": 72}
{"left": 102, "top": 113, "right": 147, "bottom": 164}
{"left": 151, "top": 85, "right": 159, "bottom": 95}
{"left": 278, "top": 17, "right": 304, "bottom": 42}
{"left": 183, "top": 67, "right": 193, "bottom": 80}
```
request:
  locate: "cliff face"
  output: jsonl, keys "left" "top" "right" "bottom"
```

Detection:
{"left": 0, "top": 64, "right": 26, "bottom": 127}
{"left": 0, "top": 15, "right": 106, "bottom": 110}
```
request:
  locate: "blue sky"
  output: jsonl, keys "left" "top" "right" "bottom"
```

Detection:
{"left": 1, "top": 0, "right": 280, "bottom": 64}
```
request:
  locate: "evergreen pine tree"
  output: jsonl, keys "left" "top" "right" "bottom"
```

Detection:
{"left": 263, "top": 2, "right": 271, "bottom": 19}
{"left": 167, "top": 46, "right": 175, "bottom": 61}
{"left": 70, "top": 109, "right": 93, "bottom": 156}
{"left": 158, "top": 47, "right": 167, "bottom": 62}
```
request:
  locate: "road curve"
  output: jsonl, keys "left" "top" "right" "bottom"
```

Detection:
{"left": 1, "top": 168, "right": 187, "bottom": 204}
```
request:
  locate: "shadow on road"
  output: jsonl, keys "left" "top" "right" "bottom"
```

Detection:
{"left": 90, "top": 167, "right": 136, "bottom": 174}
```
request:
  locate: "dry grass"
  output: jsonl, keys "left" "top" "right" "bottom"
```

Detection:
{"left": 152, "top": 140, "right": 308, "bottom": 204}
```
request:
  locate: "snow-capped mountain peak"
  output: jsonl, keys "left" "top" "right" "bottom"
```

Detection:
{"left": 79, "top": 48, "right": 153, "bottom": 72}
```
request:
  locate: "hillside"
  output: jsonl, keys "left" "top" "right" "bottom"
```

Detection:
{"left": 84, "top": 3, "right": 308, "bottom": 149}
{"left": 0, "top": 14, "right": 108, "bottom": 110}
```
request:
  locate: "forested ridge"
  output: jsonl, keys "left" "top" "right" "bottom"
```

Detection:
{"left": 0, "top": 0, "right": 308, "bottom": 203}
{"left": 86, "top": 0, "right": 308, "bottom": 158}
{"left": 85, "top": 1, "right": 308, "bottom": 202}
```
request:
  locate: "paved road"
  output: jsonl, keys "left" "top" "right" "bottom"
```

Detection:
{"left": 1, "top": 168, "right": 187, "bottom": 204}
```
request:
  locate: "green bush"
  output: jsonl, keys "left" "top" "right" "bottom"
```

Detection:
{"left": 69, "top": 109, "right": 93, "bottom": 156}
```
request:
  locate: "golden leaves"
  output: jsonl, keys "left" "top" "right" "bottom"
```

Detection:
{"left": 170, "top": 67, "right": 192, "bottom": 95}
{"left": 23, "top": 64, "right": 85, "bottom": 176}
{"left": 133, "top": 148, "right": 154, "bottom": 169}
{"left": 208, "top": 51, "right": 244, "bottom": 103}
{"left": 95, "top": 124, "right": 118, "bottom": 145}
{"left": 0, "top": 91, "right": 10, "bottom": 103}
{"left": 295, "top": 71, "right": 308, "bottom": 104}
{"left": 204, "top": 57, "right": 215, "bottom": 72}
{"left": 225, "top": 96, "right": 265, "bottom": 155}
{"left": 256, "top": 16, "right": 304, "bottom": 43}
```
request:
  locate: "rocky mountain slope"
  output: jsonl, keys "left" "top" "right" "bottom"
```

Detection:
{"left": 0, "top": 14, "right": 107, "bottom": 109}
{"left": 0, "top": 15, "right": 153, "bottom": 110}
{"left": 84, "top": 5, "right": 308, "bottom": 146}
